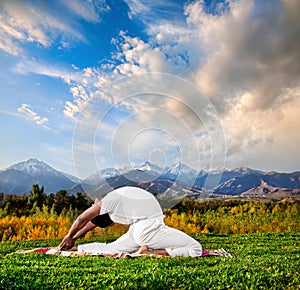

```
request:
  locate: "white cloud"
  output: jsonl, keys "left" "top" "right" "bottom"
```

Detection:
{"left": 124, "top": 0, "right": 185, "bottom": 24}
{"left": 0, "top": 0, "right": 96, "bottom": 56}
{"left": 64, "top": 86, "right": 90, "bottom": 119}
{"left": 61, "top": 0, "right": 110, "bottom": 23}
{"left": 104, "top": 0, "right": 299, "bottom": 171}
{"left": 17, "top": 103, "right": 51, "bottom": 130}
{"left": 10, "top": 0, "right": 299, "bottom": 172}
{"left": 0, "top": 0, "right": 50, "bottom": 49}
{"left": 185, "top": 0, "right": 300, "bottom": 110}
{"left": 177, "top": 0, "right": 300, "bottom": 171}
{"left": 121, "top": 0, "right": 300, "bottom": 114}
{"left": 70, "top": 70, "right": 225, "bottom": 175}
{"left": 223, "top": 90, "right": 300, "bottom": 171}
{"left": 13, "top": 58, "right": 82, "bottom": 85}
{"left": 0, "top": 31, "right": 23, "bottom": 56}
{"left": 113, "top": 33, "right": 172, "bottom": 74}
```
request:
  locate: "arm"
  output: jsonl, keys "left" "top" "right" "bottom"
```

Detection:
{"left": 72, "top": 221, "right": 97, "bottom": 240}
{"left": 59, "top": 203, "right": 101, "bottom": 250}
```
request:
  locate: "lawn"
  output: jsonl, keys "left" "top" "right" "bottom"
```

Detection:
{"left": 0, "top": 232, "right": 299, "bottom": 289}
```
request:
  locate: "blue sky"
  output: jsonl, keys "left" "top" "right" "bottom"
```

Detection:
{"left": 0, "top": 0, "right": 299, "bottom": 178}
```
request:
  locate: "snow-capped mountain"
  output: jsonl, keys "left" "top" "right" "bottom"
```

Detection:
{"left": 162, "top": 162, "right": 197, "bottom": 185}
{"left": 114, "top": 161, "right": 165, "bottom": 176}
{"left": 83, "top": 168, "right": 120, "bottom": 186}
{"left": 0, "top": 159, "right": 299, "bottom": 202}
{"left": 168, "top": 162, "right": 197, "bottom": 176}
{"left": 8, "top": 158, "right": 58, "bottom": 175}
{"left": 1, "top": 159, "right": 76, "bottom": 194}
{"left": 232, "top": 166, "right": 264, "bottom": 176}
{"left": 136, "top": 161, "right": 165, "bottom": 175}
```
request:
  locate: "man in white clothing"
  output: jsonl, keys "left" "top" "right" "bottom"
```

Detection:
{"left": 59, "top": 186, "right": 203, "bottom": 257}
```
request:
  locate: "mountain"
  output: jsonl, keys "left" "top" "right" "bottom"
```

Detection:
{"left": 231, "top": 166, "right": 264, "bottom": 176}
{"left": 85, "top": 170, "right": 205, "bottom": 209}
{"left": 82, "top": 162, "right": 164, "bottom": 188}
{"left": 70, "top": 162, "right": 202, "bottom": 208}
{"left": 162, "top": 162, "right": 197, "bottom": 185}
{"left": 0, "top": 159, "right": 299, "bottom": 203}
{"left": 62, "top": 172, "right": 81, "bottom": 184}
{"left": 83, "top": 168, "right": 120, "bottom": 186}
{"left": 213, "top": 168, "right": 300, "bottom": 197}
{"left": 137, "top": 161, "right": 165, "bottom": 175}
{"left": 0, "top": 169, "right": 36, "bottom": 194}
{"left": 8, "top": 158, "right": 60, "bottom": 176}
{"left": 88, "top": 169, "right": 162, "bottom": 198}
{"left": 215, "top": 174, "right": 262, "bottom": 195}
{"left": 262, "top": 171, "right": 300, "bottom": 189}
{"left": 0, "top": 159, "right": 76, "bottom": 194}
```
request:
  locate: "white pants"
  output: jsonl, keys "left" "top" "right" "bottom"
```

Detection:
{"left": 78, "top": 217, "right": 202, "bottom": 257}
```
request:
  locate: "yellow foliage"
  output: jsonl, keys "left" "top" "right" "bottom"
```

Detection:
{"left": 0, "top": 214, "right": 73, "bottom": 241}
{"left": 0, "top": 201, "right": 299, "bottom": 241}
{"left": 230, "top": 206, "right": 239, "bottom": 215}
{"left": 201, "top": 225, "right": 210, "bottom": 234}
{"left": 164, "top": 210, "right": 201, "bottom": 235}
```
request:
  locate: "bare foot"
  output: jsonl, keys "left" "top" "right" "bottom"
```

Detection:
{"left": 133, "top": 245, "right": 149, "bottom": 255}
{"left": 132, "top": 246, "right": 169, "bottom": 257}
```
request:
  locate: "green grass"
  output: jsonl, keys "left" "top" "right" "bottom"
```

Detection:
{"left": 0, "top": 232, "right": 299, "bottom": 289}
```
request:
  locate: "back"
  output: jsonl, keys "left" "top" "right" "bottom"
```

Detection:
{"left": 99, "top": 186, "right": 163, "bottom": 224}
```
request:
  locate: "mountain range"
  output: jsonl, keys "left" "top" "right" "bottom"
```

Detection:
{"left": 0, "top": 159, "right": 299, "bottom": 203}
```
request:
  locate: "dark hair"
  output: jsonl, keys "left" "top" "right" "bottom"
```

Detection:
{"left": 90, "top": 213, "right": 113, "bottom": 228}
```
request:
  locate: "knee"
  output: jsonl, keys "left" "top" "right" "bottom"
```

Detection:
{"left": 166, "top": 244, "right": 202, "bottom": 257}
{"left": 188, "top": 244, "right": 203, "bottom": 257}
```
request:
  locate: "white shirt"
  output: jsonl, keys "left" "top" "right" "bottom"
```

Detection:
{"left": 99, "top": 186, "right": 163, "bottom": 224}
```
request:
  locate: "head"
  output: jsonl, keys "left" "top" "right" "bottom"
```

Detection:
{"left": 90, "top": 213, "right": 113, "bottom": 228}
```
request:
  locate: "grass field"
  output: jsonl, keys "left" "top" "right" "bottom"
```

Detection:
{"left": 0, "top": 232, "right": 299, "bottom": 289}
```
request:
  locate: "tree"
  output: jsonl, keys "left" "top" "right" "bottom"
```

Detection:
{"left": 54, "top": 190, "right": 70, "bottom": 214}
{"left": 28, "top": 184, "right": 47, "bottom": 211}
{"left": 75, "top": 192, "right": 93, "bottom": 212}
{"left": 45, "top": 193, "right": 55, "bottom": 210}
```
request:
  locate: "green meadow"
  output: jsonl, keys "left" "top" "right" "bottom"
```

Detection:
{"left": 1, "top": 232, "right": 299, "bottom": 289}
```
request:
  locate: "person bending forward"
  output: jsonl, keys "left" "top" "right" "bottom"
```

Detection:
{"left": 59, "top": 186, "right": 202, "bottom": 257}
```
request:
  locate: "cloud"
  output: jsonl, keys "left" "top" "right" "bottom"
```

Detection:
{"left": 10, "top": 0, "right": 299, "bottom": 171}
{"left": 0, "top": 0, "right": 51, "bottom": 54}
{"left": 113, "top": 32, "right": 172, "bottom": 74}
{"left": 0, "top": 0, "right": 108, "bottom": 56}
{"left": 70, "top": 70, "right": 225, "bottom": 175}
{"left": 13, "top": 58, "right": 82, "bottom": 85}
{"left": 121, "top": 0, "right": 300, "bottom": 113}
{"left": 124, "top": 0, "right": 185, "bottom": 23}
{"left": 0, "top": 16, "right": 25, "bottom": 55}
{"left": 97, "top": 0, "right": 299, "bottom": 171}
{"left": 64, "top": 86, "right": 90, "bottom": 119}
{"left": 12, "top": 58, "right": 104, "bottom": 121}
{"left": 223, "top": 89, "right": 300, "bottom": 171}
{"left": 174, "top": 0, "right": 300, "bottom": 171}
{"left": 17, "top": 103, "right": 51, "bottom": 130}
{"left": 61, "top": 0, "right": 110, "bottom": 23}
{"left": 185, "top": 0, "right": 300, "bottom": 110}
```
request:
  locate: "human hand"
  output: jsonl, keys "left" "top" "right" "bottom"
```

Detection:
{"left": 58, "top": 235, "right": 75, "bottom": 251}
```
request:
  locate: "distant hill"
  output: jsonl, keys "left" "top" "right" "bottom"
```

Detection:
{"left": 0, "top": 159, "right": 299, "bottom": 203}
{"left": 0, "top": 159, "right": 75, "bottom": 194}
